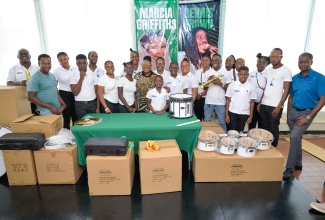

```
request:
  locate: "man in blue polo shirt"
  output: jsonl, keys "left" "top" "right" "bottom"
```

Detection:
{"left": 283, "top": 53, "right": 325, "bottom": 181}
{"left": 27, "top": 54, "right": 66, "bottom": 116}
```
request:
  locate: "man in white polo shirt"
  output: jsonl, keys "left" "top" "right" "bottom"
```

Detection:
{"left": 70, "top": 54, "right": 99, "bottom": 119}
{"left": 88, "top": 51, "right": 105, "bottom": 79}
{"left": 258, "top": 48, "right": 292, "bottom": 147}
{"left": 7, "top": 48, "right": 40, "bottom": 114}
{"left": 204, "top": 54, "right": 231, "bottom": 131}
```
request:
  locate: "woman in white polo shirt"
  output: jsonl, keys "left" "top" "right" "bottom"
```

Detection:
{"left": 98, "top": 61, "right": 119, "bottom": 113}
{"left": 53, "top": 52, "right": 78, "bottom": 129}
{"left": 118, "top": 62, "right": 137, "bottom": 113}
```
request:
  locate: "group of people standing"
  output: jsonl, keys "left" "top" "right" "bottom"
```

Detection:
{"left": 6, "top": 47, "right": 325, "bottom": 182}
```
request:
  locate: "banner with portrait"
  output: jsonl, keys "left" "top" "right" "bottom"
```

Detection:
{"left": 134, "top": 0, "right": 178, "bottom": 71}
{"left": 178, "top": 0, "right": 220, "bottom": 73}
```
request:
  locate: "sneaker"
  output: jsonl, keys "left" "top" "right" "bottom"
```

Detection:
{"left": 310, "top": 202, "right": 325, "bottom": 214}
{"left": 283, "top": 168, "right": 294, "bottom": 181}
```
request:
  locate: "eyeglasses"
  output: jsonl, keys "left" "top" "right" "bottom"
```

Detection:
{"left": 156, "top": 62, "right": 164, "bottom": 65}
{"left": 142, "top": 64, "right": 151, "bottom": 68}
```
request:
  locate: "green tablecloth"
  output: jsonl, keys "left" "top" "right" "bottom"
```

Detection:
{"left": 72, "top": 113, "right": 201, "bottom": 166}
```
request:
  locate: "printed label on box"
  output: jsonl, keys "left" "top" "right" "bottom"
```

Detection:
{"left": 152, "top": 168, "right": 172, "bottom": 182}
{"left": 98, "top": 170, "right": 120, "bottom": 184}
{"left": 11, "top": 163, "right": 28, "bottom": 172}
{"left": 230, "top": 164, "right": 247, "bottom": 177}
{"left": 46, "top": 163, "right": 65, "bottom": 173}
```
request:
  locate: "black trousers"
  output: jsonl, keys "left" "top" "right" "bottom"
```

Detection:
{"left": 248, "top": 102, "right": 264, "bottom": 130}
{"left": 118, "top": 103, "right": 135, "bottom": 113}
{"left": 228, "top": 111, "right": 249, "bottom": 132}
{"left": 100, "top": 99, "right": 119, "bottom": 113}
{"left": 194, "top": 97, "right": 205, "bottom": 121}
{"left": 59, "top": 90, "right": 77, "bottom": 129}
{"left": 75, "top": 99, "right": 97, "bottom": 120}
{"left": 259, "top": 104, "right": 283, "bottom": 147}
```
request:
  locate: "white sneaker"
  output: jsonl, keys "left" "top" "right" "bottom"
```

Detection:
{"left": 310, "top": 202, "right": 325, "bottom": 213}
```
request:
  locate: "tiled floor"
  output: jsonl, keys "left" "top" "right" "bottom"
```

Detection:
{"left": 277, "top": 136, "right": 325, "bottom": 202}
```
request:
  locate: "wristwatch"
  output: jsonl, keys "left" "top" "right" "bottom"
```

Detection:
{"left": 306, "top": 115, "right": 311, "bottom": 120}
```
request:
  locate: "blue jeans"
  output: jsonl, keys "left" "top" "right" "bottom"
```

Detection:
{"left": 39, "top": 107, "right": 59, "bottom": 116}
{"left": 204, "top": 104, "right": 227, "bottom": 131}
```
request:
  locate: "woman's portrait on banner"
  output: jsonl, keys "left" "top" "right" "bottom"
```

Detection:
{"left": 138, "top": 31, "right": 171, "bottom": 71}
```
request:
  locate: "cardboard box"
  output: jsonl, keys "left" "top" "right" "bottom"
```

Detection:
{"left": 11, "top": 114, "right": 62, "bottom": 138}
{"left": 200, "top": 121, "right": 225, "bottom": 134}
{"left": 86, "top": 148, "right": 134, "bottom": 196}
{"left": 0, "top": 86, "right": 31, "bottom": 127}
{"left": 192, "top": 147, "right": 284, "bottom": 182}
{"left": 139, "top": 139, "right": 182, "bottom": 195}
{"left": 2, "top": 150, "right": 37, "bottom": 185}
{"left": 33, "top": 145, "right": 84, "bottom": 184}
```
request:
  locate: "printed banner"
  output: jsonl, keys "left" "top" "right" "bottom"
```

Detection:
{"left": 178, "top": 0, "right": 220, "bottom": 73}
{"left": 134, "top": 0, "right": 178, "bottom": 71}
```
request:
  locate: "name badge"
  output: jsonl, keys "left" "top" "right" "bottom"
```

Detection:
{"left": 17, "top": 71, "right": 23, "bottom": 75}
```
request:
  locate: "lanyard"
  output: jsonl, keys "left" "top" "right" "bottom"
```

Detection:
{"left": 256, "top": 71, "right": 265, "bottom": 90}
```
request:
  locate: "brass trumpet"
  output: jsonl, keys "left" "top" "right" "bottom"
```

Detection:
{"left": 200, "top": 74, "right": 224, "bottom": 89}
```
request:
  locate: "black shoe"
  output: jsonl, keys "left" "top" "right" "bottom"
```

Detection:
{"left": 295, "top": 165, "right": 303, "bottom": 170}
{"left": 283, "top": 168, "right": 294, "bottom": 181}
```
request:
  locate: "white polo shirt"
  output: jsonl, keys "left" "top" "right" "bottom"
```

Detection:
{"left": 7, "top": 63, "right": 39, "bottom": 82}
{"left": 164, "top": 74, "right": 188, "bottom": 95}
{"left": 226, "top": 80, "right": 257, "bottom": 115}
{"left": 261, "top": 65, "right": 292, "bottom": 107}
{"left": 119, "top": 65, "right": 142, "bottom": 78}
{"left": 70, "top": 69, "right": 98, "bottom": 101}
{"left": 117, "top": 76, "right": 136, "bottom": 106}
{"left": 98, "top": 74, "right": 119, "bottom": 104}
{"left": 180, "top": 72, "right": 199, "bottom": 95}
{"left": 225, "top": 68, "right": 238, "bottom": 83}
{"left": 195, "top": 68, "right": 212, "bottom": 97}
{"left": 88, "top": 66, "right": 105, "bottom": 79}
{"left": 205, "top": 68, "right": 231, "bottom": 105}
{"left": 146, "top": 87, "right": 169, "bottom": 112}
{"left": 154, "top": 69, "right": 170, "bottom": 87}
{"left": 249, "top": 69, "right": 267, "bottom": 103}
{"left": 53, "top": 65, "right": 78, "bottom": 92}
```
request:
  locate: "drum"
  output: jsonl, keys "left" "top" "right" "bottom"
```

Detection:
{"left": 248, "top": 128, "right": 274, "bottom": 150}
{"left": 197, "top": 130, "right": 219, "bottom": 151}
{"left": 227, "top": 130, "right": 240, "bottom": 149}
{"left": 0, "top": 126, "right": 12, "bottom": 177}
{"left": 219, "top": 137, "right": 237, "bottom": 155}
{"left": 169, "top": 93, "right": 193, "bottom": 118}
{"left": 237, "top": 137, "right": 258, "bottom": 157}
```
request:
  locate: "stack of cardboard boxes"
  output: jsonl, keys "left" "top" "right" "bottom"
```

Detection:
{"left": 86, "top": 139, "right": 182, "bottom": 196}
{"left": 1, "top": 92, "right": 84, "bottom": 186}
{"left": 192, "top": 121, "right": 284, "bottom": 182}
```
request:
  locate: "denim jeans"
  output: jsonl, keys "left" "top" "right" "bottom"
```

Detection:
{"left": 204, "top": 104, "right": 227, "bottom": 131}
{"left": 39, "top": 107, "right": 59, "bottom": 116}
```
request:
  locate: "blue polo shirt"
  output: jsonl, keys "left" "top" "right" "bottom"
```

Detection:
{"left": 290, "top": 69, "right": 325, "bottom": 109}
{"left": 27, "top": 71, "right": 60, "bottom": 111}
